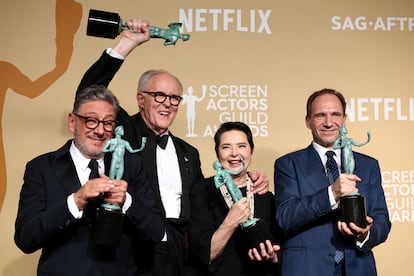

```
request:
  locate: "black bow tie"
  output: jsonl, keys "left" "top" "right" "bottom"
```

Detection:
{"left": 155, "top": 135, "right": 169, "bottom": 149}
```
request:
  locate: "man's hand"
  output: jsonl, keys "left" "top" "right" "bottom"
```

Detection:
{"left": 249, "top": 171, "right": 269, "bottom": 195}
{"left": 338, "top": 216, "right": 373, "bottom": 242}
{"left": 104, "top": 177, "right": 128, "bottom": 206}
{"left": 112, "top": 18, "right": 151, "bottom": 57}
{"left": 73, "top": 174, "right": 114, "bottom": 210}
{"left": 331, "top": 174, "right": 360, "bottom": 201}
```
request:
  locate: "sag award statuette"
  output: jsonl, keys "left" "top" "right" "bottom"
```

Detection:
{"left": 86, "top": 9, "right": 190, "bottom": 46}
{"left": 213, "top": 157, "right": 273, "bottom": 252}
{"left": 333, "top": 126, "right": 371, "bottom": 228}
{"left": 92, "top": 126, "right": 146, "bottom": 247}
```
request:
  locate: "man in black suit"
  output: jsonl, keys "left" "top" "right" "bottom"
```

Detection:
{"left": 77, "top": 18, "right": 270, "bottom": 276}
{"left": 14, "top": 85, "right": 165, "bottom": 276}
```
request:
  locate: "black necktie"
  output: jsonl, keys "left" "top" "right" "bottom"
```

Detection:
{"left": 84, "top": 159, "right": 101, "bottom": 223}
{"left": 155, "top": 135, "right": 169, "bottom": 150}
{"left": 88, "top": 159, "right": 100, "bottom": 179}
{"left": 326, "top": 151, "right": 339, "bottom": 184}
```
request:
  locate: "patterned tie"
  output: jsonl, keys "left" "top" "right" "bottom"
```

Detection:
{"left": 156, "top": 135, "right": 169, "bottom": 150}
{"left": 88, "top": 159, "right": 100, "bottom": 179}
{"left": 334, "top": 247, "right": 344, "bottom": 264}
{"left": 326, "top": 151, "right": 339, "bottom": 184}
{"left": 326, "top": 151, "right": 344, "bottom": 263}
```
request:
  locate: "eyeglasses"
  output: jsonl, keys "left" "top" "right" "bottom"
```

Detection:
{"left": 73, "top": 113, "right": 117, "bottom": 132}
{"left": 142, "top": 91, "right": 183, "bottom": 106}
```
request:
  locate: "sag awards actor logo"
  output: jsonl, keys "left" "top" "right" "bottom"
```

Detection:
{"left": 183, "top": 84, "right": 269, "bottom": 138}
{"left": 182, "top": 86, "right": 207, "bottom": 137}
{"left": 382, "top": 170, "right": 414, "bottom": 222}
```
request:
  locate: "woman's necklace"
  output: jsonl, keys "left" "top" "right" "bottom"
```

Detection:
{"left": 218, "top": 175, "right": 255, "bottom": 219}
{"left": 246, "top": 176, "right": 255, "bottom": 219}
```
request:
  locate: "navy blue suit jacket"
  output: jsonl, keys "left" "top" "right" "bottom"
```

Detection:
{"left": 15, "top": 140, "right": 164, "bottom": 276}
{"left": 274, "top": 144, "right": 391, "bottom": 276}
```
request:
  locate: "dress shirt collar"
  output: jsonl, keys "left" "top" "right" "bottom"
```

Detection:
{"left": 312, "top": 142, "right": 341, "bottom": 168}
{"left": 69, "top": 141, "right": 104, "bottom": 174}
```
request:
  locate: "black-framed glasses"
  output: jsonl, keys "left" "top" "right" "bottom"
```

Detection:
{"left": 142, "top": 91, "right": 183, "bottom": 106}
{"left": 73, "top": 113, "right": 117, "bottom": 132}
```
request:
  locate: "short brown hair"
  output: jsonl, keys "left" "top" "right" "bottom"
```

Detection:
{"left": 306, "top": 88, "right": 346, "bottom": 118}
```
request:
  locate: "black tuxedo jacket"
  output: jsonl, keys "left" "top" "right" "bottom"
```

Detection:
{"left": 15, "top": 140, "right": 165, "bottom": 276}
{"left": 77, "top": 51, "right": 204, "bottom": 275}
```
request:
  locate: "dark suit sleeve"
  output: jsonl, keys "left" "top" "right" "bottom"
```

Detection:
{"left": 188, "top": 178, "right": 220, "bottom": 272}
{"left": 123, "top": 152, "right": 165, "bottom": 242}
{"left": 76, "top": 50, "right": 139, "bottom": 146}
{"left": 355, "top": 156, "right": 391, "bottom": 253}
{"left": 76, "top": 50, "right": 123, "bottom": 95}
{"left": 14, "top": 158, "right": 75, "bottom": 253}
{"left": 274, "top": 155, "right": 333, "bottom": 232}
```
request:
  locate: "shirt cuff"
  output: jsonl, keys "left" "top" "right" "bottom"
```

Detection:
{"left": 106, "top": 48, "right": 125, "bottom": 60}
{"left": 328, "top": 185, "right": 339, "bottom": 210}
{"left": 69, "top": 191, "right": 131, "bottom": 216}
{"left": 122, "top": 192, "right": 132, "bottom": 213}
{"left": 67, "top": 193, "right": 83, "bottom": 219}
{"left": 356, "top": 231, "right": 370, "bottom": 248}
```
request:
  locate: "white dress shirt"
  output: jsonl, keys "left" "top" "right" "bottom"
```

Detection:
{"left": 67, "top": 141, "right": 131, "bottom": 218}
{"left": 156, "top": 135, "right": 183, "bottom": 241}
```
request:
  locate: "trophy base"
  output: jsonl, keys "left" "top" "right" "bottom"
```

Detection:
{"left": 92, "top": 205, "right": 124, "bottom": 247}
{"left": 87, "top": 9, "right": 121, "bottom": 39}
{"left": 340, "top": 194, "right": 367, "bottom": 228}
{"left": 240, "top": 218, "right": 273, "bottom": 252}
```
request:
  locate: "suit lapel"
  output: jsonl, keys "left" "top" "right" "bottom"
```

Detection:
{"left": 54, "top": 141, "right": 81, "bottom": 195}
{"left": 145, "top": 139, "right": 163, "bottom": 205}
{"left": 300, "top": 145, "right": 330, "bottom": 192}
{"left": 133, "top": 114, "right": 166, "bottom": 211}
{"left": 171, "top": 134, "right": 192, "bottom": 220}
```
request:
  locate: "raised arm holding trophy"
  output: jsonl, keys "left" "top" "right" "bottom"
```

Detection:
{"left": 78, "top": 10, "right": 271, "bottom": 275}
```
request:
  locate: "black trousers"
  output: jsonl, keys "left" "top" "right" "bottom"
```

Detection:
{"left": 138, "top": 242, "right": 172, "bottom": 276}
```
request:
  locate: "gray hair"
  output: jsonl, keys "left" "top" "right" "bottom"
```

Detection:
{"left": 73, "top": 84, "right": 120, "bottom": 114}
{"left": 137, "top": 69, "right": 183, "bottom": 95}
